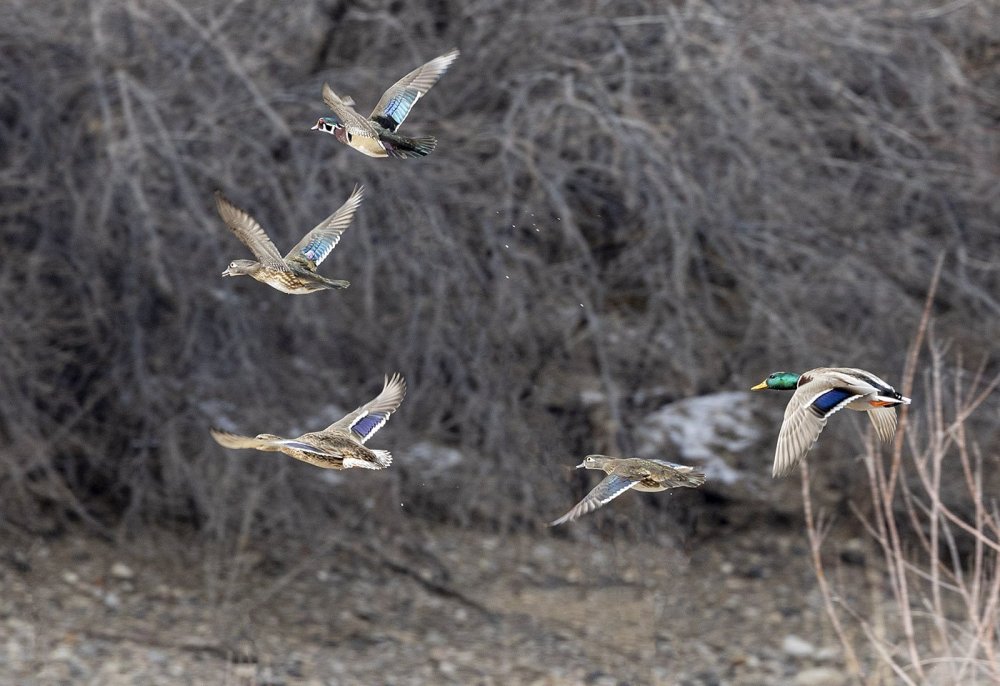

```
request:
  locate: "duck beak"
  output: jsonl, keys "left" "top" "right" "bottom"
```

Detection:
{"left": 750, "top": 380, "right": 768, "bottom": 391}
{"left": 574, "top": 462, "right": 586, "bottom": 469}
{"left": 222, "top": 268, "right": 232, "bottom": 277}
{"left": 310, "top": 123, "right": 320, "bottom": 131}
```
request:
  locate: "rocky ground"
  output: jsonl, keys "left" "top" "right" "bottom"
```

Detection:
{"left": 0, "top": 517, "right": 872, "bottom": 686}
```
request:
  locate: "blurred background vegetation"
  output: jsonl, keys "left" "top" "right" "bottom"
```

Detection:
{"left": 1, "top": 0, "right": 998, "bottom": 544}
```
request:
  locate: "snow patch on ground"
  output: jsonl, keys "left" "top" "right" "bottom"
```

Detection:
{"left": 635, "top": 391, "right": 761, "bottom": 485}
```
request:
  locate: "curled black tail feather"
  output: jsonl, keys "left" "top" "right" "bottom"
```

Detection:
{"left": 381, "top": 133, "right": 437, "bottom": 159}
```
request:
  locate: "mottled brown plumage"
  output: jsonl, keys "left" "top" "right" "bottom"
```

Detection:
{"left": 211, "top": 374, "right": 406, "bottom": 470}
{"left": 214, "top": 186, "right": 363, "bottom": 294}
{"left": 550, "top": 455, "right": 706, "bottom": 526}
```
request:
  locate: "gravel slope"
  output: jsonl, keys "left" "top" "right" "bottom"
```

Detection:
{"left": 0, "top": 523, "right": 868, "bottom": 685}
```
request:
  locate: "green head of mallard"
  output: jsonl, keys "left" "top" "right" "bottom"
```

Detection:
{"left": 751, "top": 371, "right": 801, "bottom": 391}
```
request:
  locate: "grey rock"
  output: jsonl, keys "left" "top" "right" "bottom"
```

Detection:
{"left": 839, "top": 539, "right": 865, "bottom": 566}
{"left": 146, "top": 648, "right": 168, "bottom": 664}
{"left": 110, "top": 562, "right": 135, "bottom": 580}
{"left": 634, "top": 391, "right": 764, "bottom": 485}
{"left": 794, "top": 666, "right": 847, "bottom": 686}
{"left": 815, "top": 646, "right": 841, "bottom": 662}
{"left": 102, "top": 591, "right": 121, "bottom": 610}
{"left": 782, "top": 634, "right": 817, "bottom": 659}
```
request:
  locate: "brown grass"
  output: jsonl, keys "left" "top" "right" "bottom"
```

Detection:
{"left": 804, "top": 264, "right": 1000, "bottom": 683}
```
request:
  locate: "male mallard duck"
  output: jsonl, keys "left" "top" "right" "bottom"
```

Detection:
{"left": 751, "top": 368, "right": 911, "bottom": 477}
{"left": 214, "top": 186, "right": 363, "bottom": 294}
{"left": 210, "top": 373, "right": 406, "bottom": 470}
{"left": 311, "top": 48, "right": 459, "bottom": 159}
{"left": 549, "top": 455, "right": 706, "bottom": 526}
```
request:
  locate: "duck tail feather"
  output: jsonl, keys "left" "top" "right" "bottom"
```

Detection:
{"left": 382, "top": 134, "right": 437, "bottom": 159}
{"left": 682, "top": 470, "right": 707, "bottom": 488}
{"left": 372, "top": 450, "right": 392, "bottom": 468}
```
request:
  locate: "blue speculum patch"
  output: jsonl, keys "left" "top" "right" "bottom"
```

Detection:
{"left": 383, "top": 92, "right": 417, "bottom": 125}
{"left": 302, "top": 238, "right": 332, "bottom": 263}
{"left": 812, "top": 388, "right": 855, "bottom": 413}
{"left": 351, "top": 414, "right": 383, "bottom": 439}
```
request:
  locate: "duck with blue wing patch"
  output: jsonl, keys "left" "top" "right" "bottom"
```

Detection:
{"left": 311, "top": 49, "right": 459, "bottom": 159}
{"left": 751, "top": 367, "right": 911, "bottom": 477}
{"left": 215, "top": 185, "right": 364, "bottom": 294}
{"left": 549, "top": 455, "right": 706, "bottom": 526}
{"left": 210, "top": 374, "right": 406, "bottom": 471}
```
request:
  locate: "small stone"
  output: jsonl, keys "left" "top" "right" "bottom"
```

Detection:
{"left": 532, "top": 544, "right": 553, "bottom": 560}
{"left": 7, "top": 550, "right": 30, "bottom": 572}
{"left": 794, "top": 666, "right": 846, "bottom": 686}
{"left": 256, "top": 665, "right": 279, "bottom": 684}
{"left": 682, "top": 671, "right": 720, "bottom": 686}
{"left": 286, "top": 655, "right": 305, "bottom": 678}
{"left": 724, "top": 577, "right": 745, "bottom": 592}
{"left": 783, "top": 634, "right": 817, "bottom": 659}
{"left": 49, "top": 644, "right": 74, "bottom": 661}
{"left": 584, "top": 672, "right": 619, "bottom": 686}
{"left": 65, "top": 593, "right": 92, "bottom": 611}
{"left": 815, "top": 646, "right": 840, "bottom": 662}
{"left": 839, "top": 539, "right": 865, "bottom": 566}
{"left": 102, "top": 592, "right": 121, "bottom": 610}
{"left": 77, "top": 642, "right": 99, "bottom": 657}
{"left": 233, "top": 663, "right": 256, "bottom": 679}
{"left": 722, "top": 591, "right": 742, "bottom": 608}
{"left": 720, "top": 562, "right": 735, "bottom": 575}
{"left": 62, "top": 571, "right": 79, "bottom": 585}
{"left": 110, "top": 562, "right": 134, "bottom": 580}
